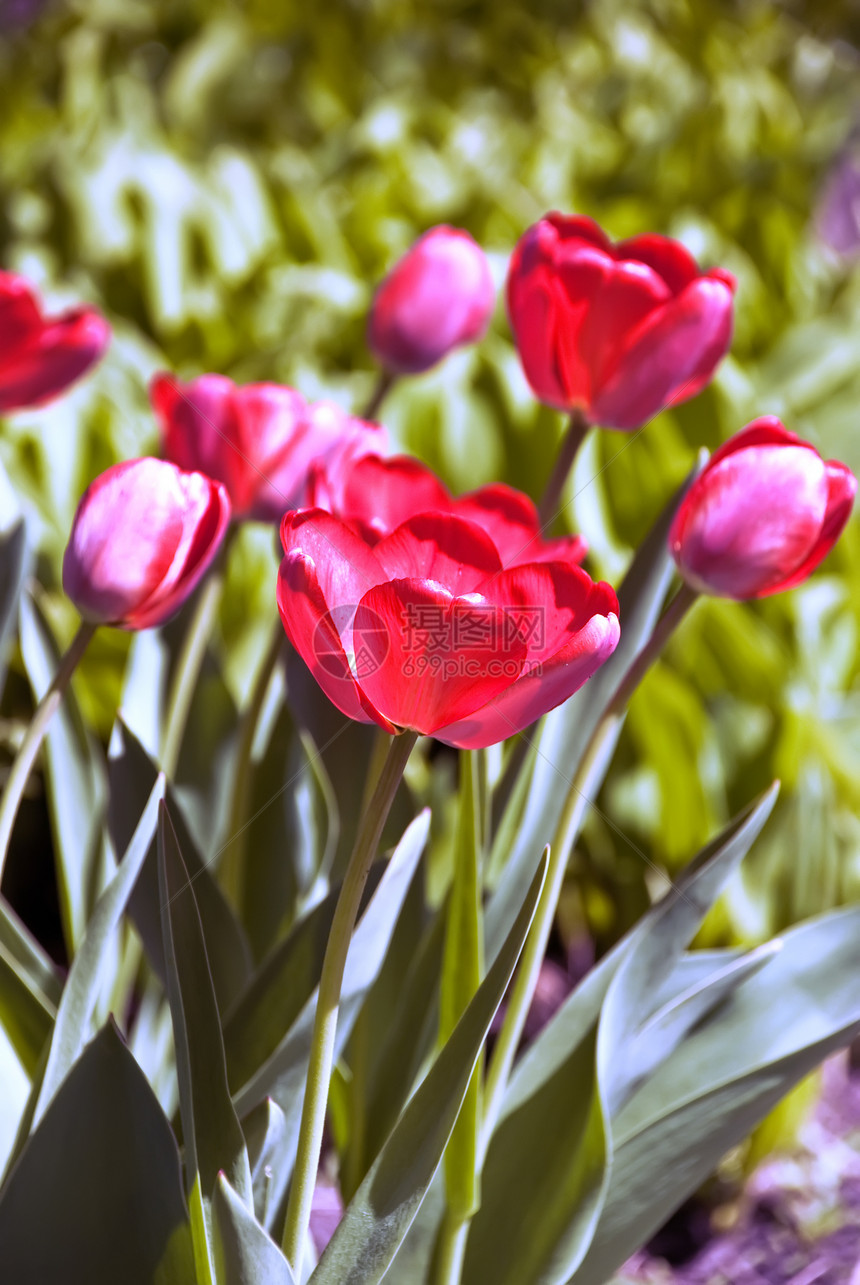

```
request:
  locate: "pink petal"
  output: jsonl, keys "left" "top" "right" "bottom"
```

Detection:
{"left": 0, "top": 308, "right": 110, "bottom": 413}
{"left": 762, "top": 459, "right": 857, "bottom": 596}
{"left": 374, "top": 513, "right": 502, "bottom": 595}
{"left": 355, "top": 581, "right": 527, "bottom": 734}
{"left": 326, "top": 454, "right": 452, "bottom": 543}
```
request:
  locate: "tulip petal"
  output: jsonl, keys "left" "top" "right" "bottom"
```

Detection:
{"left": 507, "top": 264, "right": 571, "bottom": 409}
{"left": 355, "top": 581, "right": 527, "bottom": 735}
{"left": 434, "top": 611, "right": 620, "bottom": 749}
{"left": 453, "top": 483, "right": 539, "bottom": 561}
{"left": 0, "top": 309, "right": 110, "bottom": 413}
{"left": 477, "top": 561, "right": 619, "bottom": 667}
{"left": 761, "top": 460, "right": 857, "bottom": 596}
{"left": 153, "top": 373, "right": 250, "bottom": 506}
{"left": 670, "top": 444, "right": 830, "bottom": 599}
{"left": 616, "top": 234, "right": 701, "bottom": 294}
{"left": 0, "top": 272, "right": 42, "bottom": 354}
{"left": 319, "top": 454, "right": 452, "bottom": 544}
{"left": 375, "top": 513, "right": 502, "bottom": 595}
{"left": 576, "top": 260, "right": 672, "bottom": 395}
{"left": 276, "top": 549, "right": 393, "bottom": 729}
{"left": 233, "top": 382, "right": 308, "bottom": 517}
{"left": 707, "top": 416, "right": 799, "bottom": 467}
{"left": 592, "top": 277, "right": 734, "bottom": 429}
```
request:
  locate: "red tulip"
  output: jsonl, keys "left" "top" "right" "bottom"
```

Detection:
{"left": 152, "top": 374, "right": 385, "bottom": 522}
{"left": 309, "top": 452, "right": 587, "bottom": 568}
{"left": 669, "top": 418, "right": 856, "bottom": 599}
{"left": 367, "top": 226, "right": 495, "bottom": 375}
{"left": 63, "top": 458, "right": 231, "bottom": 630}
{"left": 507, "top": 214, "right": 736, "bottom": 429}
{"left": 0, "top": 271, "right": 110, "bottom": 413}
{"left": 277, "top": 507, "right": 618, "bottom": 749}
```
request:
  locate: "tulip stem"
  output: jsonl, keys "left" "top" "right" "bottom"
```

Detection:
{"left": 0, "top": 620, "right": 96, "bottom": 885}
{"left": 160, "top": 542, "right": 232, "bottom": 780}
{"left": 281, "top": 728, "right": 418, "bottom": 1276}
{"left": 362, "top": 369, "right": 396, "bottom": 421}
{"left": 537, "top": 408, "right": 590, "bottom": 530}
{"left": 219, "top": 623, "right": 286, "bottom": 909}
{"left": 481, "top": 580, "right": 698, "bottom": 1146}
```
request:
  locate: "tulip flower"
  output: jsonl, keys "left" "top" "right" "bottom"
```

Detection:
{"left": 152, "top": 373, "right": 385, "bottom": 523}
{"left": 367, "top": 226, "right": 495, "bottom": 375}
{"left": 63, "top": 457, "right": 231, "bottom": 630}
{"left": 0, "top": 271, "right": 110, "bottom": 413}
{"left": 277, "top": 506, "right": 618, "bottom": 749}
{"left": 669, "top": 418, "right": 856, "bottom": 599}
{"left": 507, "top": 213, "right": 736, "bottom": 430}
{"left": 309, "top": 452, "right": 587, "bottom": 568}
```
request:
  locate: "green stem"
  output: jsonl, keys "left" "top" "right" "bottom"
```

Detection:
{"left": 537, "top": 407, "right": 590, "bottom": 530}
{"left": 481, "top": 582, "right": 698, "bottom": 1146}
{"left": 160, "top": 544, "right": 231, "bottom": 780}
{"left": 0, "top": 620, "right": 95, "bottom": 886}
{"left": 433, "top": 1211, "right": 470, "bottom": 1285}
{"left": 362, "top": 369, "right": 396, "bottom": 421}
{"left": 281, "top": 728, "right": 418, "bottom": 1275}
{"left": 219, "top": 623, "right": 285, "bottom": 909}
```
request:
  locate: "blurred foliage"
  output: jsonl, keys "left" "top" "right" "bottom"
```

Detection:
{"left": 2, "top": 0, "right": 860, "bottom": 948}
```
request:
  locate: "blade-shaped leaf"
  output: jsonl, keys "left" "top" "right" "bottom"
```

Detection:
{"left": 485, "top": 460, "right": 698, "bottom": 960}
{"left": 32, "top": 775, "right": 166, "bottom": 1126}
{"left": 0, "top": 896, "right": 63, "bottom": 1008}
{"left": 0, "top": 508, "right": 28, "bottom": 696}
{"left": 109, "top": 716, "right": 252, "bottom": 1011}
{"left": 213, "top": 1173, "right": 296, "bottom": 1285}
{"left": 309, "top": 851, "right": 548, "bottom": 1285}
{"left": 158, "top": 801, "right": 253, "bottom": 1209}
{"left": 572, "top": 905, "right": 860, "bottom": 1285}
{"left": 18, "top": 592, "right": 105, "bottom": 952}
{"left": 0, "top": 1022, "right": 194, "bottom": 1285}
{"left": 0, "top": 935, "right": 55, "bottom": 1077}
{"left": 243, "top": 1096, "right": 291, "bottom": 1228}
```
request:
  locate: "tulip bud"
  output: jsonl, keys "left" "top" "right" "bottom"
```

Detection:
{"left": 367, "top": 226, "right": 495, "bottom": 375}
{"left": 63, "top": 458, "right": 231, "bottom": 630}
{"left": 669, "top": 418, "right": 856, "bottom": 599}
{"left": 507, "top": 213, "right": 736, "bottom": 430}
{"left": 0, "top": 271, "right": 110, "bottom": 414}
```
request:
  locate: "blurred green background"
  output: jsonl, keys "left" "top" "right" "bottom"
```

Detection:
{"left": 3, "top": 0, "right": 860, "bottom": 952}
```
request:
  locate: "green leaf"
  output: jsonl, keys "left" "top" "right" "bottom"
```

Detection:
{"left": 309, "top": 851, "right": 548, "bottom": 1285}
{"left": 0, "top": 502, "right": 28, "bottom": 695}
{"left": 0, "top": 931, "right": 55, "bottom": 1078}
{"left": 573, "top": 904, "right": 860, "bottom": 1285}
{"left": 0, "top": 897, "right": 63, "bottom": 1009}
{"left": 243, "top": 1096, "right": 290, "bottom": 1228}
{"left": 0, "top": 1022, "right": 194, "bottom": 1285}
{"left": 212, "top": 1172, "right": 296, "bottom": 1285}
{"left": 158, "top": 801, "right": 253, "bottom": 1209}
{"left": 109, "top": 716, "right": 252, "bottom": 1011}
{"left": 32, "top": 774, "right": 166, "bottom": 1126}
{"left": 485, "top": 460, "right": 698, "bottom": 960}
{"left": 468, "top": 784, "right": 779, "bottom": 1285}
{"left": 231, "top": 810, "right": 430, "bottom": 1220}
{"left": 18, "top": 592, "right": 106, "bottom": 953}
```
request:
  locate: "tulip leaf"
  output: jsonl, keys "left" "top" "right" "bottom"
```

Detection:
{"left": 309, "top": 851, "right": 548, "bottom": 1285}
{"left": 108, "top": 716, "right": 252, "bottom": 1011}
{"left": 468, "top": 783, "right": 778, "bottom": 1285}
{"left": 0, "top": 509, "right": 28, "bottom": 696}
{"left": 231, "top": 810, "right": 430, "bottom": 1218}
{"left": 0, "top": 896, "right": 63, "bottom": 1009}
{"left": 0, "top": 1022, "right": 194, "bottom": 1285}
{"left": 243, "top": 1096, "right": 291, "bottom": 1228}
{"left": 0, "top": 933, "right": 55, "bottom": 1078}
{"left": 212, "top": 1172, "right": 297, "bottom": 1285}
{"left": 18, "top": 591, "right": 106, "bottom": 953}
{"left": 32, "top": 774, "right": 166, "bottom": 1127}
{"left": 485, "top": 459, "right": 698, "bottom": 960}
{"left": 158, "top": 800, "right": 253, "bottom": 1211}
{"left": 572, "top": 904, "right": 860, "bottom": 1285}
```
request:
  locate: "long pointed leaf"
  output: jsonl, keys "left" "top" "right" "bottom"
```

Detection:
{"left": 213, "top": 1173, "right": 296, "bottom": 1285}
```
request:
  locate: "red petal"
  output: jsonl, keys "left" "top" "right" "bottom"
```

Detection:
{"left": 152, "top": 373, "right": 252, "bottom": 509}
{"left": 435, "top": 611, "right": 620, "bottom": 749}
{"left": 374, "top": 512, "right": 502, "bottom": 594}
{"left": 616, "top": 234, "right": 701, "bottom": 294}
{"left": 333, "top": 454, "right": 451, "bottom": 543}
{"left": 0, "top": 308, "right": 110, "bottom": 413}
{"left": 576, "top": 260, "right": 672, "bottom": 396}
{"left": 477, "top": 561, "right": 619, "bottom": 667}
{"left": 707, "top": 417, "right": 799, "bottom": 468}
{"left": 0, "top": 272, "right": 42, "bottom": 354}
{"left": 355, "top": 581, "right": 527, "bottom": 734}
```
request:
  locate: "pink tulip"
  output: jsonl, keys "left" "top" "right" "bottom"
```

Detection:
{"left": 0, "top": 271, "right": 110, "bottom": 413}
{"left": 152, "top": 374, "right": 385, "bottom": 523}
{"left": 670, "top": 418, "right": 856, "bottom": 599}
{"left": 507, "top": 214, "right": 736, "bottom": 430}
{"left": 367, "top": 226, "right": 495, "bottom": 375}
{"left": 63, "top": 458, "right": 231, "bottom": 629}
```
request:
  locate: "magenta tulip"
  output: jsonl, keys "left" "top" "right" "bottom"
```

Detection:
{"left": 507, "top": 213, "right": 736, "bottom": 430}
{"left": 63, "top": 458, "right": 231, "bottom": 630}
{"left": 152, "top": 373, "right": 385, "bottom": 523}
{"left": 670, "top": 418, "right": 856, "bottom": 599}
{"left": 367, "top": 226, "right": 495, "bottom": 375}
{"left": 0, "top": 271, "right": 110, "bottom": 413}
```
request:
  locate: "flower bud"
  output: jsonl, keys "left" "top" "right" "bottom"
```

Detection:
{"left": 63, "top": 458, "right": 231, "bottom": 629}
{"left": 669, "top": 418, "right": 856, "bottom": 599}
{"left": 507, "top": 213, "right": 735, "bottom": 430}
{"left": 0, "top": 271, "right": 110, "bottom": 413}
{"left": 367, "top": 226, "right": 495, "bottom": 375}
